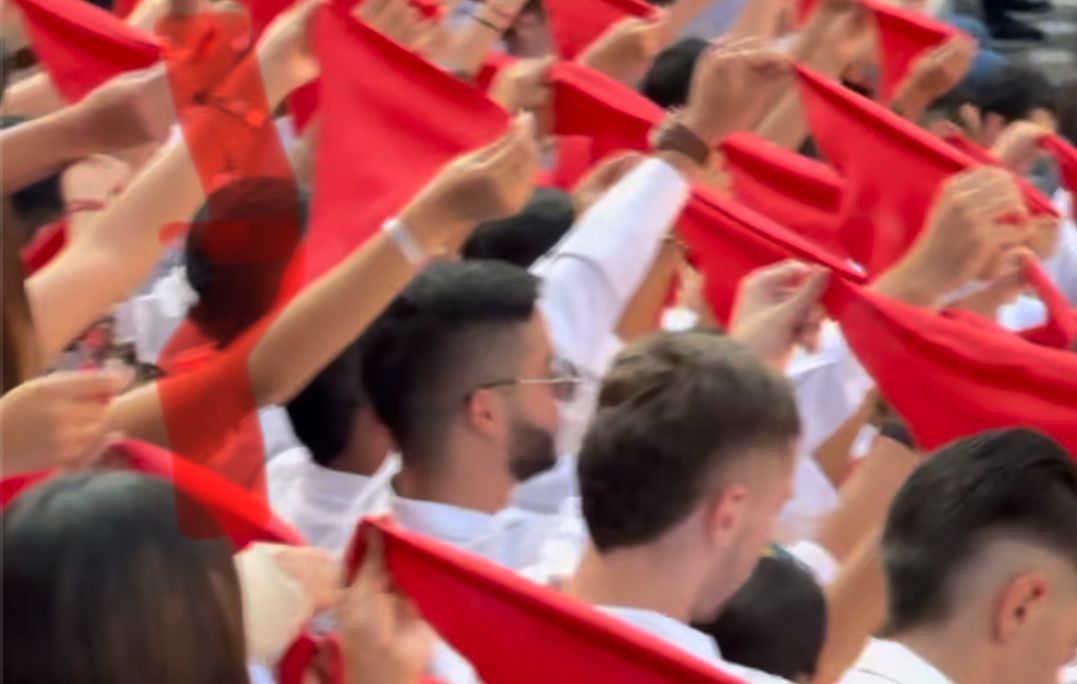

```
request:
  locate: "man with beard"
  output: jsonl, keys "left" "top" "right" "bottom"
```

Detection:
{"left": 357, "top": 259, "right": 573, "bottom": 568}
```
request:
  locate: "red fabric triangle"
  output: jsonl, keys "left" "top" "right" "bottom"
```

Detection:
{"left": 719, "top": 132, "right": 848, "bottom": 259}
{"left": 305, "top": 4, "right": 510, "bottom": 279}
{"left": 12, "top": 0, "right": 162, "bottom": 102}
{"left": 867, "top": 0, "right": 957, "bottom": 104}
{"left": 544, "top": 0, "right": 658, "bottom": 59}
{"left": 824, "top": 278, "right": 1077, "bottom": 454}
{"left": 338, "top": 517, "right": 746, "bottom": 684}
{"left": 679, "top": 186, "right": 867, "bottom": 325}
{"left": 0, "top": 439, "right": 303, "bottom": 547}
{"left": 1020, "top": 256, "right": 1077, "bottom": 349}
{"left": 1041, "top": 133, "right": 1077, "bottom": 200}
{"left": 550, "top": 60, "right": 662, "bottom": 159}
{"left": 796, "top": 65, "right": 1058, "bottom": 276}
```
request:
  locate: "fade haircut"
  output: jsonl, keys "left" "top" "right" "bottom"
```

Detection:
{"left": 286, "top": 338, "right": 366, "bottom": 467}
{"left": 578, "top": 332, "right": 800, "bottom": 552}
{"left": 361, "top": 260, "right": 541, "bottom": 465}
{"left": 882, "top": 428, "right": 1077, "bottom": 634}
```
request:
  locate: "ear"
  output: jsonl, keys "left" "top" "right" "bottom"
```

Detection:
{"left": 464, "top": 388, "right": 506, "bottom": 440}
{"left": 993, "top": 573, "right": 1050, "bottom": 644}
{"left": 703, "top": 484, "right": 749, "bottom": 547}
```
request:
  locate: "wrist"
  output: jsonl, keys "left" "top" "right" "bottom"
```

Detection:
{"left": 871, "top": 261, "right": 944, "bottom": 309}
{"left": 679, "top": 109, "right": 723, "bottom": 146}
{"left": 398, "top": 202, "right": 471, "bottom": 256}
{"left": 55, "top": 105, "right": 101, "bottom": 160}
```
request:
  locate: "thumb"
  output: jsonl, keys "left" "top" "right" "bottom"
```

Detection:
{"left": 778, "top": 269, "right": 830, "bottom": 319}
{"left": 354, "top": 526, "right": 390, "bottom": 592}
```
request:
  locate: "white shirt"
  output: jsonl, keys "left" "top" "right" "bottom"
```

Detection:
{"left": 839, "top": 638, "right": 952, "bottom": 684}
{"left": 1045, "top": 190, "right": 1077, "bottom": 306}
{"left": 267, "top": 449, "right": 398, "bottom": 554}
{"left": 780, "top": 322, "right": 875, "bottom": 543}
{"left": 533, "top": 158, "right": 691, "bottom": 458}
{"left": 601, "top": 606, "right": 793, "bottom": 683}
{"left": 388, "top": 491, "right": 563, "bottom": 570}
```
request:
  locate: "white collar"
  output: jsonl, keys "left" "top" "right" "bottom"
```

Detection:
{"left": 599, "top": 606, "right": 722, "bottom": 664}
{"left": 850, "top": 639, "right": 953, "bottom": 684}
{"left": 390, "top": 493, "right": 496, "bottom": 550}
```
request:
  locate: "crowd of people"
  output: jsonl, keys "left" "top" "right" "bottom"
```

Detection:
{"left": 1, "top": 0, "right": 1075, "bottom": 680}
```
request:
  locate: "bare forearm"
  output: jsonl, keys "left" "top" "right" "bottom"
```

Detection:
{"left": 616, "top": 241, "right": 682, "bottom": 341}
{"left": 814, "top": 533, "right": 887, "bottom": 684}
{"left": 0, "top": 106, "right": 90, "bottom": 193}
{"left": 0, "top": 72, "right": 66, "bottom": 119}
{"left": 443, "top": 0, "right": 526, "bottom": 78}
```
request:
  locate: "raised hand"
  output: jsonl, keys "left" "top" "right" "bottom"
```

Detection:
{"left": 71, "top": 63, "right": 175, "bottom": 154}
{"left": 256, "top": 0, "right": 328, "bottom": 99}
{"left": 730, "top": 260, "right": 830, "bottom": 370}
{"left": 991, "top": 120, "right": 1051, "bottom": 175}
{"left": 337, "top": 528, "right": 435, "bottom": 684}
{"left": 892, "top": 36, "right": 975, "bottom": 118}
{"left": 0, "top": 368, "right": 133, "bottom": 475}
{"left": 401, "top": 112, "right": 540, "bottom": 252}
{"left": 681, "top": 39, "right": 793, "bottom": 143}
{"left": 577, "top": 16, "right": 671, "bottom": 87}
{"left": 874, "top": 167, "right": 1032, "bottom": 307}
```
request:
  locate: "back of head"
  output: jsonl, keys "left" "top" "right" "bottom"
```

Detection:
{"left": 2, "top": 471, "right": 247, "bottom": 684}
{"left": 882, "top": 428, "right": 1077, "bottom": 635}
{"left": 969, "top": 65, "right": 1055, "bottom": 124}
{"left": 361, "top": 260, "right": 541, "bottom": 464}
{"left": 697, "top": 552, "right": 827, "bottom": 682}
{"left": 640, "top": 38, "right": 709, "bottom": 109}
{"left": 702, "top": 555, "right": 827, "bottom": 680}
{"left": 578, "top": 331, "right": 800, "bottom": 552}
{"left": 286, "top": 338, "right": 367, "bottom": 467}
{"left": 462, "top": 188, "right": 576, "bottom": 267}
{"left": 185, "top": 177, "right": 310, "bottom": 345}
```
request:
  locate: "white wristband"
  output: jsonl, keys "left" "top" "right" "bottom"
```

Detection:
{"left": 382, "top": 217, "right": 430, "bottom": 266}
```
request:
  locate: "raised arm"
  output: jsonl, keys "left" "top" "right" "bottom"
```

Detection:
{"left": 24, "top": 0, "right": 322, "bottom": 364}
{"left": 106, "top": 116, "right": 540, "bottom": 451}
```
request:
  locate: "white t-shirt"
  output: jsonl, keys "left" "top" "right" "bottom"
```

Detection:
{"left": 601, "top": 606, "right": 794, "bottom": 683}
{"left": 838, "top": 638, "right": 952, "bottom": 684}
{"left": 267, "top": 449, "right": 397, "bottom": 554}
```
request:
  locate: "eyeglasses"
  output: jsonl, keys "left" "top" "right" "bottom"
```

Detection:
{"left": 470, "top": 357, "right": 586, "bottom": 403}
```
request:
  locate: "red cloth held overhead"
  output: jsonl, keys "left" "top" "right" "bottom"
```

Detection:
{"left": 0, "top": 439, "right": 304, "bottom": 548}
{"left": 824, "top": 277, "right": 1077, "bottom": 455}
{"left": 679, "top": 187, "right": 867, "bottom": 324}
{"left": 550, "top": 60, "right": 662, "bottom": 159}
{"left": 544, "top": 0, "right": 658, "bottom": 59}
{"left": 868, "top": 0, "right": 958, "bottom": 104}
{"left": 1041, "top": 133, "right": 1077, "bottom": 199}
{"left": 796, "top": 65, "right": 1058, "bottom": 276}
{"left": 719, "top": 132, "right": 848, "bottom": 259}
{"left": 306, "top": 4, "right": 510, "bottom": 279}
{"left": 339, "top": 517, "right": 745, "bottom": 684}
{"left": 13, "top": 0, "right": 162, "bottom": 102}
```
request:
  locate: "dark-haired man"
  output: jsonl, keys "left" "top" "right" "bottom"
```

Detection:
{"left": 840, "top": 429, "right": 1077, "bottom": 684}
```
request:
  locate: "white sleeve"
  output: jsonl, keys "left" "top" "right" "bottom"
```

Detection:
{"left": 786, "top": 540, "right": 842, "bottom": 587}
{"left": 533, "top": 158, "right": 691, "bottom": 374}
{"left": 1044, "top": 192, "right": 1077, "bottom": 306}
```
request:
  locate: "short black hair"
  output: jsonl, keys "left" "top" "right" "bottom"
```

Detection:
{"left": 640, "top": 38, "right": 709, "bottom": 109}
{"left": 361, "top": 260, "right": 541, "bottom": 464}
{"left": 185, "top": 177, "right": 309, "bottom": 345}
{"left": 882, "top": 428, "right": 1077, "bottom": 634}
{"left": 696, "top": 551, "right": 827, "bottom": 681}
{"left": 462, "top": 188, "right": 576, "bottom": 268}
{"left": 2, "top": 116, "right": 65, "bottom": 233}
{"left": 578, "top": 332, "right": 800, "bottom": 552}
{"left": 286, "top": 338, "right": 366, "bottom": 467}
{"left": 972, "top": 65, "right": 1056, "bottom": 122}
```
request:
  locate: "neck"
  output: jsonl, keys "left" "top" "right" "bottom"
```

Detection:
{"left": 893, "top": 620, "right": 997, "bottom": 684}
{"left": 395, "top": 435, "right": 513, "bottom": 514}
{"left": 568, "top": 544, "right": 703, "bottom": 624}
